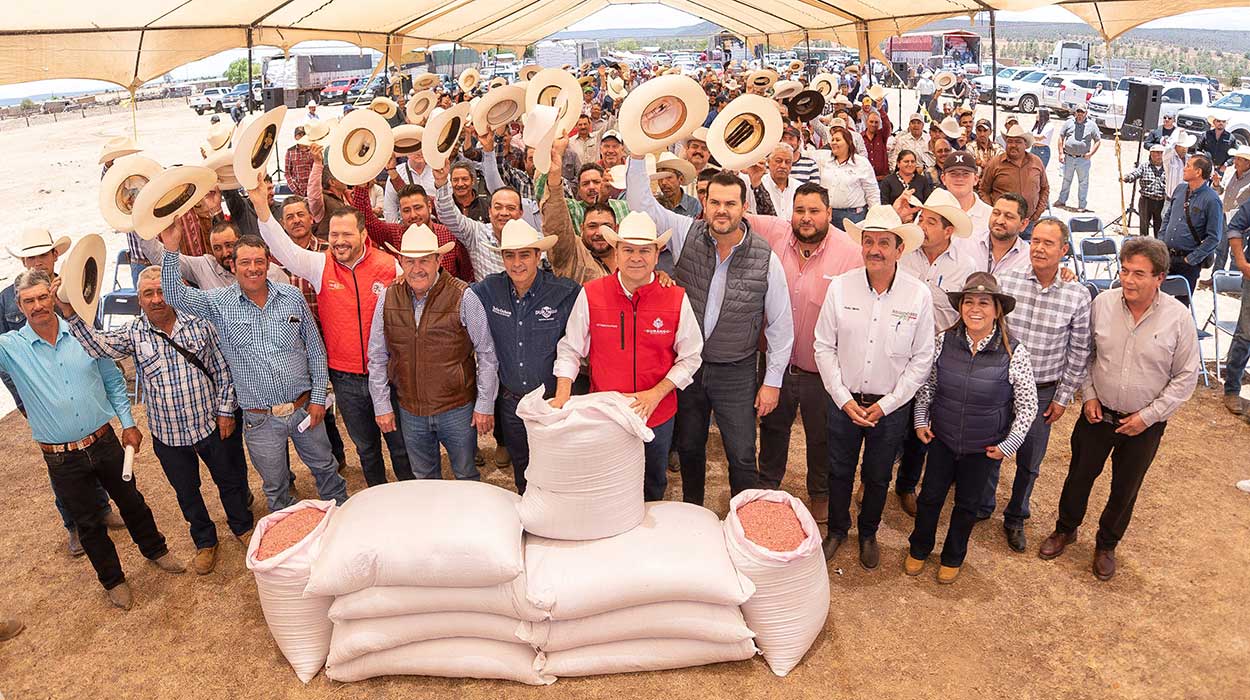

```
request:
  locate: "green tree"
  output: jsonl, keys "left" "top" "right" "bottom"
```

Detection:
{"left": 616, "top": 39, "right": 640, "bottom": 52}
{"left": 223, "top": 58, "right": 261, "bottom": 84}
{"left": 20, "top": 98, "right": 34, "bottom": 110}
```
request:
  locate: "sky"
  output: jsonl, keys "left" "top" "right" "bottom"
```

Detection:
{"left": 0, "top": 4, "right": 1246, "bottom": 99}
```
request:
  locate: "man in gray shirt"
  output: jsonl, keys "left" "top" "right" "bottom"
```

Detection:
{"left": 1053, "top": 105, "right": 1101, "bottom": 213}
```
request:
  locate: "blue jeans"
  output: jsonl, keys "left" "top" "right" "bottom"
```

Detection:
{"left": 978, "top": 383, "right": 1058, "bottom": 528}
{"left": 330, "top": 370, "right": 413, "bottom": 487}
{"left": 830, "top": 206, "right": 867, "bottom": 227}
{"left": 152, "top": 420, "right": 254, "bottom": 549}
{"left": 399, "top": 402, "right": 479, "bottom": 480}
{"left": 826, "top": 397, "right": 909, "bottom": 539}
{"left": 1030, "top": 145, "right": 1051, "bottom": 167}
{"left": 644, "top": 417, "right": 675, "bottom": 502}
{"left": 908, "top": 438, "right": 1000, "bottom": 568}
{"left": 496, "top": 390, "right": 530, "bottom": 494}
{"left": 53, "top": 483, "right": 113, "bottom": 533}
{"left": 1057, "top": 155, "right": 1092, "bottom": 209}
{"left": 677, "top": 357, "right": 761, "bottom": 505}
{"left": 895, "top": 402, "right": 926, "bottom": 495}
{"left": 1224, "top": 274, "right": 1250, "bottom": 395}
{"left": 242, "top": 404, "right": 349, "bottom": 511}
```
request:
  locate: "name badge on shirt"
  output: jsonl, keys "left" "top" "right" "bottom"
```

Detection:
{"left": 288, "top": 315, "right": 300, "bottom": 324}
{"left": 138, "top": 341, "right": 156, "bottom": 357}
{"left": 491, "top": 305, "right": 513, "bottom": 318}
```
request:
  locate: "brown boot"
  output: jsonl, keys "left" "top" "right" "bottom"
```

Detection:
{"left": 67, "top": 529, "right": 85, "bottom": 557}
{"left": 898, "top": 491, "right": 918, "bottom": 518}
{"left": 809, "top": 496, "right": 828, "bottom": 524}
{"left": 1224, "top": 394, "right": 1245, "bottom": 415}
{"left": 1093, "top": 548, "right": 1117, "bottom": 581}
{"left": 1038, "top": 530, "right": 1077, "bottom": 560}
{"left": 236, "top": 529, "right": 254, "bottom": 549}
{"left": 151, "top": 553, "right": 186, "bottom": 574}
{"left": 937, "top": 565, "right": 961, "bottom": 584}
{"left": 107, "top": 583, "right": 133, "bottom": 610}
{"left": 494, "top": 445, "right": 512, "bottom": 468}
{"left": 192, "top": 545, "right": 218, "bottom": 575}
{"left": 0, "top": 618, "right": 24, "bottom": 641}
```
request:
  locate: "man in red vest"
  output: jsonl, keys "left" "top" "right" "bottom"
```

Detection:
{"left": 252, "top": 187, "right": 414, "bottom": 487}
{"left": 552, "top": 211, "right": 703, "bottom": 501}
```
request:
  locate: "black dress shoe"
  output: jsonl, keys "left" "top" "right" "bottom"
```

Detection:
{"left": 1004, "top": 526, "right": 1027, "bottom": 553}
{"left": 859, "top": 536, "right": 880, "bottom": 570}
{"left": 822, "top": 533, "right": 847, "bottom": 562}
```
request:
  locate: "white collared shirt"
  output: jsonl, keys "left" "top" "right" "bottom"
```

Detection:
{"left": 963, "top": 231, "right": 1032, "bottom": 277}
{"left": 817, "top": 154, "right": 880, "bottom": 210}
{"left": 762, "top": 175, "right": 800, "bottom": 221}
{"left": 899, "top": 242, "right": 977, "bottom": 331}
{"left": 813, "top": 268, "right": 935, "bottom": 416}
{"left": 964, "top": 196, "right": 993, "bottom": 239}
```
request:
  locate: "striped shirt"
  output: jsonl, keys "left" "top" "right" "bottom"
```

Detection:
{"left": 435, "top": 182, "right": 504, "bottom": 281}
{"left": 790, "top": 156, "right": 820, "bottom": 185}
{"left": 997, "top": 269, "right": 1092, "bottom": 405}
{"left": 68, "top": 312, "right": 235, "bottom": 447}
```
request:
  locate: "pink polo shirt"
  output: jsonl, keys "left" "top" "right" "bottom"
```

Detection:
{"left": 748, "top": 213, "right": 864, "bottom": 373}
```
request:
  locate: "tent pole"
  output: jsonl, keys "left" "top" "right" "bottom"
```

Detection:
{"left": 247, "top": 29, "right": 254, "bottom": 114}
{"left": 451, "top": 42, "right": 458, "bottom": 86}
{"left": 128, "top": 87, "right": 138, "bottom": 139}
{"left": 990, "top": 10, "right": 998, "bottom": 135}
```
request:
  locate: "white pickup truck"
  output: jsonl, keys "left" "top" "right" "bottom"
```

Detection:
{"left": 1089, "top": 80, "right": 1211, "bottom": 134}
{"left": 189, "top": 87, "right": 236, "bottom": 115}
{"left": 1177, "top": 91, "right": 1250, "bottom": 147}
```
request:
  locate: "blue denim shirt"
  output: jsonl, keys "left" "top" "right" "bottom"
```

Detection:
{"left": 472, "top": 270, "right": 580, "bottom": 398}
{"left": 1162, "top": 181, "right": 1224, "bottom": 266}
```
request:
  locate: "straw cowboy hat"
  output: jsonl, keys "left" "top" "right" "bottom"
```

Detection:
{"left": 458, "top": 67, "right": 481, "bottom": 94}
{"left": 606, "top": 76, "right": 628, "bottom": 101}
{"left": 907, "top": 189, "right": 973, "bottom": 238}
{"left": 204, "top": 121, "right": 234, "bottom": 152}
{"left": 485, "top": 218, "right": 558, "bottom": 252}
{"left": 471, "top": 84, "right": 526, "bottom": 135}
{"left": 577, "top": 75, "right": 595, "bottom": 89}
{"left": 391, "top": 124, "right": 424, "bottom": 155}
{"left": 296, "top": 119, "right": 333, "bottom": 146}
{"left": 130, "top": 165, "right": 218, "bottom": 240}
{"left": 522, "top": 105, "right": 561, "bottom": 175}
{"left": 772, "top": 80, "right": 802, "bottom": 101}
{"left": 369, "top": 96, "right": 399, "bottom": 120}
{"left": 413, "top": 73, "right": 441, "bottom": 91}
{"left": 422, "top": 101, "right": 471, "bottom": 170}
{"left": 617, "top": 74, "right": 709, "bottom": 155}
{"left": 653, "top": 152, "right": 697, "bottom": 184}
{"left": 1230, "top": 145, "right": 1250, "bottom": 162}
{"left": 1170, "top": 130, "right": 1197, "bottom": 149}
{"left": 706, "top": 93, "right": 784, "bottom": 171}
{"left": 934, "top": 71, "right": 957, "bottom": 91}
{"left": 787, "top": 59, "right": 804, "bottom": 73}
{"left": 325, "top": 108, "right": 395, "bottom": 186}
{"left": 746, "top": 68, "right": 779, "bottom": 91}
{"left": 842, "top": 205, "right": 924, "bottom": 254}
{"left": 488, "top": 76, "right": 508, "bottom": 90}
{"left": 6, "top": 228, "right": 70, "bottom": 259}
{"left": 406, "top": 89, "right": 438, "bottom": 126}
{"left": 843, "top": 64, "right": 861, "bottom": 75}
{"left": 1000, "top": 123, "right": 1036, "bottom": 149}
{"left": 830, "top": 94, "right": 853, "bottom": 110}
{"left": 232, "top": 105, "right": 287, "bottom": 190}
{"left": 602, "top": 211, "right": 673, "bottom": 248}
{"left": 98, "top": 136, "right": 141, "bottom": 165}
{"left": 686, "top": 126, "right": 709, "bottom": 146}
{"left": 865, "top": 84, "right": 886, "bottom": 103}
{"left": 519, "top": 64, "right": 541, "bottom": 81}
{"left": 56, "top": 234, "right": 107, "bottom": 322}
{"left": 99, "top": 154, "right": 163, "bottom": 232}
{"left": 810, "top": 72, "right": 839, "bottom": 96}
{"left": 202, "top": 148, "right": 241, "bottom": 190}
{"left": 608, "top": 154, "right": 657, "bottom": 190}
{"left": 947, "top": 271, "right": 1017, "bottom": 316}
{"left": 385, "top": 224, "right": 455, "bottom": 258}
{"left": 526, "top": 68, "right": 583, "bottom": 134}
{"left": 785, "top": 90, "right": 825, "bottom": 122}
{"left": 938, "top": 116, "right": 964, "bottom": 140}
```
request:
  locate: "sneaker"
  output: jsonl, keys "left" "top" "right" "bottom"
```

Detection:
{"left": 107, "top": 582, "right": 134, "bottom": 610}
{"left": 67, "top": 530, "right": 85, "bottom": 557}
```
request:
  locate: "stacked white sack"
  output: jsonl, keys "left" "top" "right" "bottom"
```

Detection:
{"left": 515, "top": 388, "right": 652, "bottom": 540}
{"left": 245, "top": 499, "right": 338, "bottom": 684}
{"left": 723, "top": 489, "right": 830, "bottom": 676}
{"left": 525, "top": 501, "right": 759, "bottom": 676}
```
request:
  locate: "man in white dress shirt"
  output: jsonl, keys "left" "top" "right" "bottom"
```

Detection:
{"left": 968, "top": 192, "right": 1033, "bottom": 277}
{"left": 814, "top": 204, "right": 935, "bottom": 570}
{"left": 383, "top": 149, "right": 435, "bottom": 223}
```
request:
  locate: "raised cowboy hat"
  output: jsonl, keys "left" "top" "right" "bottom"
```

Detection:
{"left": 202, "top": 148, "right": 241, "bottom": 190}
{"left": 296, "top": 119, "right": 333, "bottom": 146}
{"left": 232, "top": 105, "right": 287, "bottom": 190}
{"left": 458, "top": 67, "right": 481, "bottom": 94}
{"left": 204, "top": 121, "right": 234, "bottom": 153}
{"left": 526, "top": 68, "right": 583, "bottom": 135}
{"left": 938, "top": 116, "right": 964, "bottom": 140}
{"left": 489, "top": 76, "right": 508, "bottom": 90}
{"left": 385, "top": 224, "right": 454, "bottom": 258}
{"left": 934, "top": 71, "right": 957, "bottom": 91}
{"left": 369, "top": 96, "right": 399, "bottom": 120}
{"left": 392, "top": 124, "right": 424, "bottom": 155}
{"left": 406, "top": 89, "right": 438, "bottom": 126}
{"left": 578, "top": 75, "right": 595, "bottom": 89}
{"left": 131, "top": 165, "right": 218, "bottom": 240}
{"left": 413, "top": 73, "right": 441, "bottom": 91}
{"left": 842, "top": 204, "right": 924, "bottom": 254}
{"left": 98, "top": 136, "right": 141, "bottom": 165}
{"left": 606, "top": 76, "right": 628, "bottom": 101}
{"left": 325, "top": 108, "right": 395, "bottom": 186}
{"left": 99, "top": 154, "right": 162, "bottom": 232}
{"left": 907, "top": 189, "right": 973, "bottom": 238}
{"left": 1171, "top": 130, "right": 1198, "bottom": 149}
{"left": 471, "top": 84, "right": 526, "bottom": 135}
{"left": 772, "top": 80, "right": 802, "bottom": 101}
{"left": 1000, "top": 123, "right": 1036, "bottom": 149}
{"left": 485, "top": 218, "right": 558, "bottom": 252}
{"left": 706, "top": 93, "right": 784, "bottom": 171}
{"left": 6, "top": 228, "right": 70, "bottom": 259}
{"left": 947, "top": 271, "right": 1017, "bottom": 316}
{"left": 519, "top": 64, "right": 541, "bottom": 81}
{"left": 56, "top": 233, "right": 106, "bottom": 322}
{"left": 609, "top": 154, "right": 657, "bottom": 190}
{"left": 618, "top": 74, "right": 709, "bottom": 155}
{"left": 601, "top": 211, "right": 673, "bottom": 249}
{"left": 522, "top": 104, "right": 561, "bottom": 175}
{"left": 422, "top": 101, "right": 471, "bottom": 170}
{"left": 865, "top": 84, "right": 886, "bottom": 103}
{"left": 785, "top": 90, "right": 825, "bottom": 123}
{"left": 810, "top": 72, "right": 840, "bottom": 97}
{"left": 746, "top": 68, "right": 779, "bottom": 91}
{"left": 787, "top": 59, "right": 804, "bottom": 73}
{"left": 653, "top": 151, "right": 696, "bottom": 183}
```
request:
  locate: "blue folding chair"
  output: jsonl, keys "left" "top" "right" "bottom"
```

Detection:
{"left": 1077, "top": 237, "right": 1119, "bottom": 289}
{"left": 1068, "top": 215, "right": 1104, "bottom": 279}
{"left": 1083, "top": 280, "right": 1101, "bottom": 300}
{"left": 1209, "top": 270, "right": 1244, "bottom": 382}
{"left": 97, "top": 250, "right": 141, "bottom": 330}
{"left": 1160, "top": 275, "right": 1210, "bottom": 387}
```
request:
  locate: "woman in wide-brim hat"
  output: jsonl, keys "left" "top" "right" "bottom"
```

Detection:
{"left": 906, "top": 271, "right": 1038, "bottom": 585}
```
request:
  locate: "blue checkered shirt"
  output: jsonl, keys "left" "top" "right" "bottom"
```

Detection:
{"left": 161, "top": 251, "right": 328, "bottom": 411}
{"left": 69, "top": 312, "right": 236, "bottom": 447}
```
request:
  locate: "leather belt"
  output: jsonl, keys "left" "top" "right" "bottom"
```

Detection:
{"left": 1036, "top": 380, "right": 1059, "bottom": 390}
{"left": 1101, "top": 407, "right": 1129, "bottom": 423}
{"left": 246, "top": 391, "right": 311, "bottom": 417}
{"left": 851, "top": 392, "right": 885, "bottom": 406}
{"left": 40, "top": 424, "right": 111, "bottom": 454}
{"left": 787, "top": 364, "right": 818, "bottom": 375}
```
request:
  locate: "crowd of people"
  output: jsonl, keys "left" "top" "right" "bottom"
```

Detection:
{"left": 5, "top": 57, "right": 1244, "bottom": 637}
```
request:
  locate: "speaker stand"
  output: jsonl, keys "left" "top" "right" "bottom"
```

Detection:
{"left": 1107, "top": 129, "right": 1145, "bottom": 236}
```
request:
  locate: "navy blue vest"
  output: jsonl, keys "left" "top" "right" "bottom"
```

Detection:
{"left": 931, "top": 327, "right": 1016, "bottom": 456}
{"left": 472, "top": 270, "right": 581, "bottom": 397}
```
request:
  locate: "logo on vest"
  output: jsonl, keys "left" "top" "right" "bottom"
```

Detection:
{"left": 491, "top": 305, "right": 512, "bottom": 318}
{"left": 327, "top": 279, "right": 345, "bottom": 291}
{"left": 535, "top": 305, "right": 557, "bottom": 320}
{"left": 371, "top": 281, "right": 386, "bottom": 297}
{"left": 643, "top": 316, "right": 672, "bottom": 336}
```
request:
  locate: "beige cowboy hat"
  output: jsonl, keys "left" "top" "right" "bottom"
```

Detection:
{"left": 1171, "top": 130, "right": 1198, "bottom": 150}
{"left": 706, "top": 93, "right": 784, "bottom": 171}
{"left": 772, "top": 80, "right": 802, "bottom": 101}
{"left": 608, "top": 154, "right": 657, "bottom": 190}
{"left": 934, "top": 71, "right": 957, "bottom": 91}
{"left": 232, "top": 105, "right": 287, "bottom": 190}
{"left": 521, "top": 104, "right": 561, "bottom": 175}
{"left": 458, "top": 67, "right": 481, "bottom": 94}
{"left": 907, "top": 189, "right": 973, "bottom": 238}
{"left": 843, "top": 205, "right": 923, "bottom": 254}
{"left": 488, "top": 76, "right": 508, "bottom": 90}
{"left": 947, "top": 271, "right": 1017, "bottom": 316}
{"left": 810, "top": 72, "right": 840, "bottom": 97}
{"left": 413, "top": 73, "right": 441, "bottom": 91}
{"left": 686, "top": 126, "right": 709, "bottom": 146}
{"left": 325, "top": 108, "right": 395, "bottom": 186}
{"left": 471, "top": 84, "right": 526, "bottom": 135}
{"left": 830, "top": 94, "right": 853, "bottom": 110}
{"left": 519, "top": 64, "right": 541, "bottom": 81}
{"left": 406, "top": 89, "right": 438, "bottom": 126}
{"left": 1230, "top": 145, "right": 1250, "bottom": 162}
{"left": 606, "top": 76, "right": 628, "bottom": 101}
{"left": 98, "top": 136, "right": 141, "bottom": 165}
{"left": 601, "top": 211, "right": 672, "bottom": 249}
{"left": 485, "top": 218, "right": 558, "bottom": 252}
{"left": 422, "top": 101, "right": 471, "bottom": 170}
{"left": 526, "top": 68, "right": 583, "bottom": 134}
{"left": 131, "top": 165, "right": 218, "bottom": 240}
{"left": 787, "top": 59, "right": 804, "bottom": 73}
{"left": 369, "top": 96, "right": 399, "bottom": 120}
{"left": 296, "top": 119, "right": 333, "bottom": 146}
{"left": 1000, "top": 123, "right": 1036, "bottom": 149}
{"left": 938, "top": 116, "right": 964, "bottom": 140}
{"left": 202, "top": 149, "right": 241, "bottom": 190}
{"left": 392, "top": 124, "right": 425, "bottom": 155}
{"left": 617, "top": 74, "right": 709, "bottom": 155}
{"left": 578, "top": 75, "right": 595, "bottom": 89}
{"left": 865, "top": 84, "right": 886, "bottom": 103}
{"left": 652, "top": 151, "right": 696, "bottom": 184}
{"left": 385, "top": 224, "right": 454, "bottom": 258}
{"left": 56, "top": 234, "right": 106, "bottom": 322}
{"left": 843, "top": 64, "right": 861, "bottom": 75}
{"left": 98, "top": 154, "right": 163, "bottom": 232}
{"left": 746, "top": 68, "right": 779, "bottom": 91}
{"left": 7, "top": 228, "right": 70, "bottom": 259}
{"left": 204, "top": 121, "right": 234, "bottom": 153}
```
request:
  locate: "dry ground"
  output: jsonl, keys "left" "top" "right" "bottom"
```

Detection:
{"left": 0, "top": 374, "right": 1246, "bottom": 700}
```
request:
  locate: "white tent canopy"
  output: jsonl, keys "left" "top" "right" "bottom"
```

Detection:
{"left": 0, "top": 0, "right": 1239, "bottom": 90}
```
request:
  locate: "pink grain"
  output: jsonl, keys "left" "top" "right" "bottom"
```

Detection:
{"left": 736, "top": 499, "right": 806, "bottom": 552}
{"left": 257, "top": 508, "right": 326, "bottom": 560}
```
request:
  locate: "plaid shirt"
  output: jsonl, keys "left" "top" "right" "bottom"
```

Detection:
{"left": 273, "top": 236, "right": 325, "bottom": 325}
{"left": 435, "top": 182, "right": 505, "bottom": 281}
{"left": 161, "top": 251, "right": 328, "bottom": 410}
{"left": 348, "top": 186, "right": 474, "bottom": 282}
{"left": 997, "top": 269, "right": 1092, "bottom": 405}
{"left": 494, "top": 140, "right": 536, "bottom": 201}
{"left": 68, "top": 312, "right": 235, "bottom": 447}
{"left": 1122, "top": 161, "right": 1168, "bottom": 200}
{"left": 284, "top": 145, "right": 314, "bottom": 198}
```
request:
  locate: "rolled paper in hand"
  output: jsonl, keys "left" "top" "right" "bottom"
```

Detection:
{"left": 122, "top": 444, "right": 135, "bottom": 482}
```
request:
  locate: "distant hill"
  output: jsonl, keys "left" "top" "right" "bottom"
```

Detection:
{"left": 915, "top": 18, "right": 1250, "bottom": 55}
{"left": 548, "top": 20, "right": 722, "bottom": 41}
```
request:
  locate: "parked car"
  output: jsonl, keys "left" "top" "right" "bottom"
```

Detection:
{"left": 1177, "top": 90, "right": 1250, "bottom": 147}
{"left": 189, "top": 87, "right": 235, "bottom": 115}
{"left": 1040, "top": 71, "right": 1113, "bottom": 115}
{"left": 345, "top": 76, "right": 385, "bottom": 102}
{"left": 996, "top": 69, "right": 1052, "bottom": 113}
{"left": 318, "top": 77, "right": 358, "bottom": 104}
{"left": 974, "top": 66, "right": 1031, "bottom": 104}
{"left": 1090, "top": 81, "right": 1211, "bottom": 134}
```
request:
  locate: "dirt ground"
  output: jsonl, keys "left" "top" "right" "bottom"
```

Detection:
{"left": 0, "top": 373, "right": 1245, "bottom": 699}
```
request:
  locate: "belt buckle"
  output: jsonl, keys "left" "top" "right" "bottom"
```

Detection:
{"left": 271, "top": 402, "right": 296, "bottom": 418}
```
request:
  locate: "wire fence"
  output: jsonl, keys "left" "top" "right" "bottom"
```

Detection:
{"left": 0, "top": 96, "right": 196, "bottom": 132}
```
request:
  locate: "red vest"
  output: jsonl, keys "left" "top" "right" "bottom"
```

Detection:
{"left": 584, "top": 274, "right": 686, "bottom": 427}
{"left": 317, "top": 245, "right": 398, "bottom": 374}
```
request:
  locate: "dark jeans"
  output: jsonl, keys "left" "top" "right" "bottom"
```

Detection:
{"left": 44, "top": 428, "right": 168, "bottom": 589}
{"left": 758, "top": 367, "right": 829, "bottom": 499}
{"left": 53, "top": 482, "right": 112, "bottom": 533}
{"left": 825, "top": 398, "right": 909, "bottom": 539}
{"left": 980, "top": 384, "right": 1058, "bottom": 527}
{"left": 325, "top": 405, "right": 347, "bottom": 467}
{"left": 678, "top": 357, "right": 760, "bottom": 505}
{"left": 1139, "top": 196, "right": 1165, "bottom": 238}
{"left": 496, "top": 390, "right": 530, "bottom": 495}
{"left": 152, "top": 421, "right": 254, "bottom": 549}
{"left": 1223, "top": 273, "right": 1250, "bottom": 395}
{"left": 1168, "top": 254, "right": 1202, "bottom": 306}
{"left": 908, "top": 438, "right": 1000, "bottom": 568}
{"left": 330, "top": 370, "right": 413, "bottom": 486}
{"left": 644, "top": 417, "right": 676, "bottom": 501}
{"left": 895, "top": 403, "right": 926, "bottom": 495}
{"left": 1056, "top": 413, "right": 1166, "bottom": 550}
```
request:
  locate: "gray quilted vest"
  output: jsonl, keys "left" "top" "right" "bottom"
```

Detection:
{"left": 673, "top": 219, "right": 771, "bottom": 363}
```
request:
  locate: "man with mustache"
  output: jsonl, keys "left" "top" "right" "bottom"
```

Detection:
{"left": 137, "top": 220, "right": 289, "bottom": 291}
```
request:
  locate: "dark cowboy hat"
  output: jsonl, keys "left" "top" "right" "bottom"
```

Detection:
{"left": 947, "top": 271, "right": 1016, "bottom": 316}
